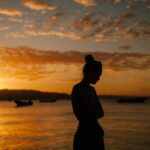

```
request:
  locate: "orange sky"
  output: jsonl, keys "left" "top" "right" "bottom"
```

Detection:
{"left": 0, "top": 0, "right": 150, "bottom": 96}
{"left": 0, "top": 47, "right": 149, "bottom": 96}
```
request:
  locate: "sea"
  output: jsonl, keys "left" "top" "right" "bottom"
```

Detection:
{"left": 0, "top": 98, "right": 150, "bottom": 150}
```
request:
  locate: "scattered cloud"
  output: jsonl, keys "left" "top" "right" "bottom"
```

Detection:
{"left": 1, "top": 8, "right": 149, "bottom": 42}
{"left": 0, "top": 46, "right": 149, "bottom": 80}
{"left": 26, "top": 30, "right": 85, "bottom": 40}
{"left": 0, "top": 8, "right": 23, "bottom": 16}
{"left": 122, "top": 12, "right": 137, "bottom": 19}
{"left": 49, "top": 12, "right": 65, "bottom": 20}
{"left": 0, "top": 0, "right": 149, "bottom": 43}
{"left": 41, "top": 12, "right": 65, "bottom": 30}
{"left": 94, "top": 13, "right": 150, "bottom": 42}
{"left": 72, "top": 13, "right": 100, "bottom": 32}
{"left": 7, "top": 17, "right": 24, "bottom": 23}
{"left": 5, "top": 32, "right": 27, "bottom": 39}
{"left": 119, "top": 45, "right": 131, "bottom": 50}
{"left": 0, "top": 16, "right": 24, "bottom": 23}
{"left": 108, "top": 0, "right": 122, "bottom": 4}
{"left": 0, "top": 25, "right": 10, "bottom": 31}
{"left": 0, "top": 17, "right": 4, "bottom": 21}
{"left": 74, "top": 0, "right": 97, "bottom": 7}
{"left": 0, "top": 0, "right": 6, "bottom": 3}
{"left": 22, "top": 0, "right": 58, "bottom": 12}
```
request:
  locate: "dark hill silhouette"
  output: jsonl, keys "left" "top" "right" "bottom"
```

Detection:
{"left": 0, "top": 89, "right": 148, "bottom": 101}
{"left": 0, "top": 89, "right": 70, "bottom": 101}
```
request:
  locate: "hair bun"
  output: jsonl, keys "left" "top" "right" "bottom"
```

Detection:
{"left": 85, "top": 54, "right": 94, "bottom": 63}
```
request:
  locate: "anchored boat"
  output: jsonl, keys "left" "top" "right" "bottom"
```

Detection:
{"left": 117, "top": 97, "right": 147, "bottom": 103}
{"left": 14, "top": 100, "right": 33, "bottom": 107}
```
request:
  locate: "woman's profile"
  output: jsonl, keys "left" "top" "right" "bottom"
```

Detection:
{"left": 71, "top": 54, "right": 105, "bottom": 150}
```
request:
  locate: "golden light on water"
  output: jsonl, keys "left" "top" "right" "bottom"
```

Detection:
{"left": 0, "top": 101, "right": 76, "bottom": 149}
{"left": 0, "top": 100, "right": 150, "bottom": 150}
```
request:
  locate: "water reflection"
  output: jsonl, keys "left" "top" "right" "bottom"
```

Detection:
{"left": 0, "top": 100, "right": 150, "bottom": 150}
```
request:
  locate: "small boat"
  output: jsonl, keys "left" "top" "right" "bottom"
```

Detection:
{"left": 14, "top": 100, "right": 33, "bottom": 107}
{"left": 117, "top": 97, "right": 147, "bottom": 103}
{"left": 39, "top": 98, "right": 57, "bottom": 103}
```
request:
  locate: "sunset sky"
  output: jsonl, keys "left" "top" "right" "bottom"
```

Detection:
{"left": 0, "top": 0, "right": 150, "bottom": 96}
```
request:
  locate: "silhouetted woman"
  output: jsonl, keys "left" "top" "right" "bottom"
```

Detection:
{"left": 71, "top": 55, "right": 104, "bottom": 150}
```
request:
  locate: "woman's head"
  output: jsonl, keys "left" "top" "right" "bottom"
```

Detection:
{"left": 83, "top": 55, "right": 102, "bottom": 84}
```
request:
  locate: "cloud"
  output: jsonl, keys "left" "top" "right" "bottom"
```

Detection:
{"left": 74, "top": 0, "right": 97, "bottom": 7}
{"left": 1, "top": 2, "right": 147, "bottom": 43}
{"left": 0, "top": 46, "right": 149, "bottom": 80}
{"left": 0, "top": 0, "right": 6, "bottom": 3}
{"left": 49, "top": 12, "right": 65, "bottom": 20}
{"left": 5, "top": 32, "right": 27, "bottom": 39}
{"left": 21, "top": 11, "right": 65, "bottom": 32}
{"left": 93, "top": 12, "right": 150, "bottom": 42}
{"left": 122, "top": 28, "right": 140, "bottom": 39}
{"left": 0, "top": 17, "right": 4, "bottom": 21}
{"left": 41, "top": 12, "right": 65, "bottom": 30}
{"left": 48, "top": 11, "right": 147, "bottom": 42}
{"left": 22, "top": 0, "right": 58, "bottom": 11}
{"left": 119, "top": 45, "right": 131, "bottom": 50}
{"left": 122, "top": 12, "right": 137, "bottom": 20}
{"left": 26, "top": 30, "right": 85, "bottom": 40}
{"left": 72, "top": 13, "right": 100, "bottom": 32}
{"left": 0, "top": 8, "right": 23, "bottom": 16}
{"left": 0, "top": 25, "right": 10, "bottom": 31}
{"left": 108, "top": 0, "right": 122, "bottom": 4}
{"left": 0, "top": 16, "right": 24, "bottom": 24}
{"left": 7, "top": 17, "right": 24, "bottom": 23}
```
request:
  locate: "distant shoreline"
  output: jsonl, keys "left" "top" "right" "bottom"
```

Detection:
{"left": 0, "top": 89, "right": 149, "bottom": 101}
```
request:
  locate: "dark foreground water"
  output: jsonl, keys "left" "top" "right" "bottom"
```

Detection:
{"left": 0, "top": 99, "right": 150, "bottom": 150}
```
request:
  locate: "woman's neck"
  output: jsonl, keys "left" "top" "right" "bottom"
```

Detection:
{"left": 80, "top": 77, "right": 90, "bottom": 86}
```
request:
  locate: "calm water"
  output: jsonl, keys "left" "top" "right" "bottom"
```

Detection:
{"left": 0, "top": 99, "right": 150, "bottom": 150}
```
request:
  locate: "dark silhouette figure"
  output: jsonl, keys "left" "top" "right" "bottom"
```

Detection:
{"left": 71, "top": 55, "right": 105, "bottom": 150}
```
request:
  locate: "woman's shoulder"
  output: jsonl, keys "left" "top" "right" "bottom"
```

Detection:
{"left": 71, "top": 83, "right": 82, "bottom": 99}
{"left": 72, "top": 82, "right": 82, "bottom": 92}
{"left": 72, "top": 82, "right": 95, "bottom": 92}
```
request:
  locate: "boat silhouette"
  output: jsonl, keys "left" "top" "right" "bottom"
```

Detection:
{"left": 14, "top": 99, "right": 33, "bottom": 107}
{"left": 117, "top": 97, "right": 147, "bottom": 103}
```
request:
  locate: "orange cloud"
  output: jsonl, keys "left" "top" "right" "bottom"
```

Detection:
{"left": 22, "top": 0, "right": 58, "bottom": 11}
{"left": 0, "top": 17, "right": 4, "bottom": 21}
{"left": 0, "top": 0, "right": 6, "bottom": 3}
{"left": 5, "top": 32, "right": 27, "bottom": 39}
{"left": 74, "top": 0, "right": 97, "bottom": 7}
{"left": 0, "top": 8, "right": 23, "bottom": 16}
{"left": 55, "top": 11, "right": 148, "bottom": 42}
{"left": 0, "top": 46, "right": 149, "bottom": 80}
{"left": 119, "top": 45, "right": 131, "bottom": 50}
{"left": 94, "top": 13, "right": 150, "bottom": 42}
{"left": 7, "top": 17, "right": 24, "bottom": 23}
{"left": 72, "top": 13, "right": 100, "bottom": 32}
{"left": 1, "top": 47, "right": 149, "bottom": 69}
{"left": 42, "top": 12, "right": 65, "bottom": 30}
{"left": 26, "top": 30, "right": 84, "bottom": 40}
{"left": 0, "top": 26, "right": 10, "bottom": 31}
{"left": 49, "top": 12, "right": 65, "bottom": 20}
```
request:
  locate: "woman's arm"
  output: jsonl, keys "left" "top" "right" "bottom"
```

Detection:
{"left": 71, "top": 85, "right": 98, "bottom": 121}
{"left": 72, "top": 85, "right": 104, "bottom": 121}
{"left": 92, "top": 87, "right": 104, "bottom": 119}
